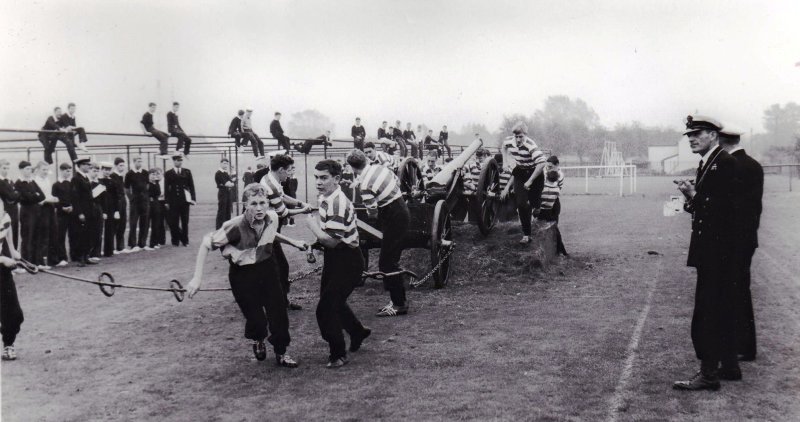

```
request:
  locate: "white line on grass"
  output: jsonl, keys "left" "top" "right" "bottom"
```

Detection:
{"left": 606, "top": 259, "right": 662, "bottom": 422}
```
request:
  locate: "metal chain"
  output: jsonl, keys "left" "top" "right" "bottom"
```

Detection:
{"left": 410, "top": 243, "right": 456, "bottom": 288}
{"left": 288, "top": 265, "right": 323, "bottom": 284}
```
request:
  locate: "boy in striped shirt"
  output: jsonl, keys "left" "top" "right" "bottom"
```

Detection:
{"left": 306, "top": 160, "right": 371, "bottom": 368}
{"left": 347, "top": 149, "right": 410, "bottom": 317}
{"left": 500, "top": 125, "right": 548, "bottom": 244}
{"left": 186, "top": 183, "right": 309, "bottom": 369}
{"left": 363, "top": 142, "right": 395, "bottom": 171}
{"left": 259, "top": 154, "right": 312, "bottom": 310}
{"left": 537, "top": 170, "right": 568, "bottom": 256}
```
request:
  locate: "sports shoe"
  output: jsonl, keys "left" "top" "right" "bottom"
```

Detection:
{"left": 88, "top": 257, "right": 101, "bottom": 263}
{"left": 78, "top": 142, "right": 89, "bottom": 153}
{"left": 38, "top": 265, "right": 52, "bottom": 270}
{"left": 131, "top": 246, "right": 141, "bottom": 252}
{"left": 143, "top": 246, "right": 154, "bottom": 251}
{"left": 154, "top": 245, "right": 161, "bottom": 249}
{"left": 2, "top": 345, "right": 17, "bottom": 361}
{"left": 275, "top": 353, "right": 299, "bottom": 368}
{"left": 519, "top": 236, "right": 531, "bottom": 244}
{"left": 121, "top": 248, "right": 132, "bottom": 254}
{"left": 376, "top": 304, "right": 408, "bottom": 317}
{"left": 349, "top": 328, "right": 371, "bottom": 352}
{"left": 252, "top": 340, "right": 267, "bottom": 361}
{"left": 12, "top": 268, "right": 27, "bottom": 274}
{"left": 327, "top": 356, "right": 348, "bottom": 369}
{"left": 56, "top": 260, "right": 68, "bottom": 267}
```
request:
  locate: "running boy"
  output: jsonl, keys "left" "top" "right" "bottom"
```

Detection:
{"left": 186, "top": 183, "right": 309, "bottom": 369}
{"left": 306, "top": 160, "right": 371, "bottom": 368}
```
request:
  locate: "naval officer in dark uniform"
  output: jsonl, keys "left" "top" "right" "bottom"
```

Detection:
{"left": 164, "top": 154, "right": 195, "bottom": 246}
{"left": 674, "top": 115, "right": 740, "bottom": 391}
{"left": 718, "top": 129, "right": 763, "bottom": 362}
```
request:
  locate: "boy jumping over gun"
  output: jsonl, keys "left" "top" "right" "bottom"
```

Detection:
{"left": 185, "top": 183, "right": 310, "bottom": 369}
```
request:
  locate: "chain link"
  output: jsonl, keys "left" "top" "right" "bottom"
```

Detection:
{"left": 410, "top": 243, "right": 456, "bottom": 288}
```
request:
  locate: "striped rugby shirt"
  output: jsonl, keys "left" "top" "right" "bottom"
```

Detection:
{"left": 210, "top": 210, "right": 279, "bottom": 266}
{"left": 421, "top": 163, "right": 441, "bottom": 182}
{"left": 499, "top": 168, "right": 512, "bottom": 191}
{"left": 372, "top": 151, "right": 395, "bottom": 169}
{"left": 502, "top": 136, "right": 547, "bottom": 170}
{"left": 259, "top": 172, "right": 288, "bottom": 218}
{"left": 318, "top": 186, "right": 359, "bottom": 248}
{"left": 359, "top": 164, "right": 403, "bottom": 210}
{"left": 540, "top": 180, "right": 560, "bottom": 210}
{"left": 462, "top": 160, "right": 482, "bottom": 195}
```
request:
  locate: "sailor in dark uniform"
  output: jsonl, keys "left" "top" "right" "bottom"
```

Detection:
{"left": 70, "top": 158, "right": 96, "bottom": 266}
{"left": 718, "top": 129, "right": 763, "bottom": 362}
{"left": 673, "top": 115, "right": 740, "bottom": 391}
{"left": 215, "top": 158, "right": 236, "bottom": 229}
{"left": 164, "top": 154, "right": 196, "bottom": 246}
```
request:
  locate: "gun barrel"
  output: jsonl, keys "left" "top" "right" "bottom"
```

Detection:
{"left": 427, "top": 138, "right": 483, "bottom": 187}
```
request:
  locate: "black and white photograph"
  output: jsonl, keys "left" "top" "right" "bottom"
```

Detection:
{"left": 1, "top": 1, "right": 799, "bottom": 420}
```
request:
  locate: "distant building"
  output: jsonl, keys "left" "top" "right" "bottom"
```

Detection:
{"left": 647, "top": 137, "right": 696, "bottom": 174}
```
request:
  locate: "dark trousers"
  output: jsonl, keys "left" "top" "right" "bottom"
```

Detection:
{"left": 317, "top": 245, "right": 366, "bottom": 361}
{"left": 691, "top": 263, "right": 737, "bottom": 365}
{"left": 4, "top": 203, "right": 18, "bottom": 249}
{"left": 243, "top": 131, "right": 264, "bottom": 157}
{"left": 38, "top": 133, "right": 77, "bottom": 164}
{"left": 275, "top": 134, "right": 291, "bottom": 151}
{"left": 216, "top": 189, "right": 232, "bottom": 229}
{"left": 19, "top": 204, "right": 41, "bottom": 264}
{"left": 51, "top": 212, "right": 70, "bottom": 263}
{"left": 114, "top": 204, "right": 127, "bottom": 250}
{"left": 378, "top": 198, "right": 410, "bottom": 306}
{"left": 354, "top": 137, "right": 365, "bottom": 151}
{"left": 735, "top": 247, "right": 757, "bottom": 359}
{"left": 273, "top": 241, "right": 290, "bottom": 303}
{"left": 148, "top": 200, "right": 166, "bottom": 247}
{"left": 167, "top": 202, "right": 190, "bottom": 245}
{"left": 0, "top": 265, "right": 24, "bottom": 347}
{"left": 103, "top": 217, "right": 117, "bottom": 257}
{"left": 537, "top": 200, "right": 567, "bottom": 255}
{"left": 512, "top": 167, "right": 545, "bottom": 236}
{"left": 69, "top": 214, "right": 89, "bottom": 262}
{"left": 172, "top": 131, "right": 192, "bottom": 155}
{"left": 35, "top": 204, "right": 55, "bottom": 265}
{"left": 407, "top": 140, "right": 419, "bottom": 159}
{"left": 229, "top": 258, "right": 290, "bottom": 354}
{"left": 66, "top": 127, "right": 88, "bottom": 144}
{"left": 442, "top": 139, "right": 452, "bottom": 158}
{"left": 128, "top": 197, "right": 149, "bottom": 248}
{"left": 147, "top": 129, "right": 170, "bottom": 155}
{"left": 233, "top": 135, "right": 245, "bottom": 148}
{"left": 88, "top": 206, "right": 103, "bottom": 258}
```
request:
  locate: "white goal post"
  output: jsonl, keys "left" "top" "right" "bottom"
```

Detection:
{"left": 559, "top": 164, "right": 638, "bottom": 196}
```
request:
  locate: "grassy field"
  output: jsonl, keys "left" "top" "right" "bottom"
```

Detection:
{"left": 1, "top": 176, "right": 798, "bottom": 421}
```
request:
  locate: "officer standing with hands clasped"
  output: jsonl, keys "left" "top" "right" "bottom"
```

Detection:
{"left": 164, "top": 154, "right": 195, "bottom": 247}
{"left": 673, "top": 115, "right": 740, "bottom": 391}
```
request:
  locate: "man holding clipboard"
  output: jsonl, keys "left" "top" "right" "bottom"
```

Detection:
{"left": 164, "top": 153, "right": 196, "bottom": 247}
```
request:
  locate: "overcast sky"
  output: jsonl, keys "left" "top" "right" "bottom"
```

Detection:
{"left": 2, "top": 0, "right": 799, "bottom": 139}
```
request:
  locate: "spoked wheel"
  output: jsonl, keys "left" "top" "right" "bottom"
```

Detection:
{"left": 397, "top": 157, "right": 425, "bottom": 203}
{"left": 430, "top": 200, "right": 454, "bottom": 288}
{"left": 476, "top": 158, "right": 501, "bottom": 236}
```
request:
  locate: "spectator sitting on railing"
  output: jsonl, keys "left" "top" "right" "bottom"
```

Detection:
{"left": 39, "top": 107, "right": 74, "bottom": 164}
{"left": 241, "top": 108, "right": 265, "bottom": 158}
{"left": 140, "top": 103, "right": 171, "bottom": 160}
{"left": 293, "top": 130, "right": 333, "bottom": 154}
{"left": 351, "top": 117, "right": 366, "bottom": 151}
{"left": 59, "top": 103, "right": 89, "bottom": 154}
{"left": 167, "top": 102, "right": 192, "bottom": 156}
{"left": 229, "top": 110, "right": 246, "bottom": 148}
{"left": 424, "top": 129, "right": 442, "bottom": 156}
{"left": 439, "top": 125, "right": 452, "bottom": 158}
{"left": 393, "top": 121, "right": 408, "bottom": 157}
{"left": 403, "top": 122, "right": 418, "bottom": 158}
{"left": 269, "top": 112, "right": 291, "bottom": 153}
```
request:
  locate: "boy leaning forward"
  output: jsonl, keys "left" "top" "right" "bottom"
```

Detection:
{"left": 186, "top": 183, "right": 309, "bottom": 369}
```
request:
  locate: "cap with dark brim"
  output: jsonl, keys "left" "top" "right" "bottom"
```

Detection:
{"left": 684, "top": 114, "right": 723, "bottom": 135}
{"left": 74, "top": 158, "right": 91, "bottom": 165}
{"left": 171, "top": 154, "right": 184, "bottom": 160}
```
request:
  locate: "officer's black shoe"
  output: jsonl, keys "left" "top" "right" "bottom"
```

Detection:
{"left": 349, "top": 328, "right": 371, "bottom": 352}
{"left": 252, "top": 340, "right": 267, "bottom": 361}
{"left": 672, "top": 371, "right": 720, "bottom": 391}
{"left": 327, "top": 356, "right": 348, "bottom": 369}
{"left": 288, "top": 302, "right": 303, "bottom": 311}
{"left": 738, "top": 354, "right": 756, "bottom": 362}
{"left": 276, "top": 353, "right": 299, "bottom": 368}
{"left": 719, "top": 365, "right": 742, "bottom": 381}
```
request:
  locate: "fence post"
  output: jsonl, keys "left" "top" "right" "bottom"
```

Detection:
{"left": 304, "top": 152, "right": 309, "bottom": 203}
{"left": 234, "top": 143, "right": 240, "bottom": 216}
{"left": 26, "top": 147, "right": 30, "bottom": 162}
{"left": 323, "top": 138, "right": 328, "bottom": 159}
{"left": 126, "top": 145, "right": 130, "bottom": 166}
{"left": 790, "top": 165, "right": 793, "bottom": 192}
{"left": 584, "top": 167, "right": 589, "bottom": 194}
{"left": 619, "top": 165, "right": 624, "bottom": 196}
